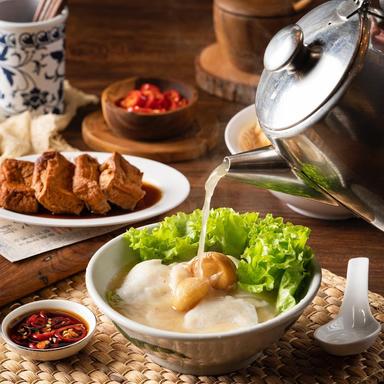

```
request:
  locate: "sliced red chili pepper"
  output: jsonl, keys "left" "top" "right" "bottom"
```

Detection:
{"left": 117, "top": 83, "right": 188, "bottom": 114}
{"left": 54, "top": 324, "right": 87, "bottom": 343}
{"left": 137, "top": 94, "right": 148, "bottom": 108}
{"left": 119, "top": 90, "right": 142, "bottom": 110}
{"left": 27, "top": 312, "right": 47, "bottom": 329}
{"left": 140, "top": 83, "right": 161, "bottom": 95}
{"left": 161, "top": 96, "right": 172, "bottom": 110}
{"left": 147, "top": 94, "right": 165, "bottom": 110}
{"left": 143, "top": 91, "right": 155, "bottom": 109}
{"left": 31, "top": 330, "right": 55, "bottom": 341}
{"left": 50, "top": 316, "right": 78, "bottom": 328}
{"left": 164, "top": 89, "right": 181, "bottom": 103}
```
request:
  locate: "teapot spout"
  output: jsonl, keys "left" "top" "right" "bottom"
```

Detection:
{"left": 225, "top": 146, "right": 337, "bottom": 205}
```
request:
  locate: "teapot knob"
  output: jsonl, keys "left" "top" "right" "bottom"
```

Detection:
{"left": 264, "top": 24, "right": 306, "bottom": 72}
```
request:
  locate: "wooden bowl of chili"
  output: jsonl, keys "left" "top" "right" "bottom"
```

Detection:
{"left": 101, "top": 77, "right": 198, "bottom": 141}
{"left": 1, "top": 299, "right": 96, "bottom": 361}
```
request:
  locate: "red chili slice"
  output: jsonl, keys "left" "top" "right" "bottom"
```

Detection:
{"left": 140, "top": 83, "right": 161, "bottom": 95}
{"left": 50, "top": 316, "right": 77, "bottom": 328}
{"left": 143, "top": 91, "right": 155, "bottom": 109}
{"left": 117, "top": 83, "right": 188, "bottom": 114}
{"left": 54, "top": 324, "right": 87, "bottom": 343}
{"left": 147, "top": 94, "right": 165, "bottom": 110}
{"left": 119, "top": 90, "right": 142, "bottom": 110}
{"left": 161, "top": 96, "right": 172, "bottom": 110}
{"left": 26, "top": 312, "right": 47, "bottom": 329}
{"left": 31, "top": 330, "right": 55, "bottom": 341}
{"left": 137, "top": 94, "right": 148, "bottom": 108}
{"left": 164, "top": 89, "right": 181, "bottom": 103}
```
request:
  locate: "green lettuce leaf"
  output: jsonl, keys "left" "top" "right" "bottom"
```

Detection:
{"left": 124, "top": 211, "right": 200, "bottom": 263}
{"left": 237, "top": 214, "right": 313, "bottom": 312}
{"left": 123, "top": 208, "right": 313, "bottom": 313}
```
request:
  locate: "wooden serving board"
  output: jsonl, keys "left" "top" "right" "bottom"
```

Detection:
{"left": 0, "top": 213, "right": 159, "bottom": 308}
{"left": 82, "top": 111, "right": 219, "bottom": 163}
{"left": 195, "top": 43, "right": 260, "bottom": 104}
{"left": 0, "top": 228, "right": 127, "bottom": 307}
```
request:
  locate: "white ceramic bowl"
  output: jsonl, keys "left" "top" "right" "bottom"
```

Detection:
{"left": 86, "top": 224, "right": 322, "bottom": 375}
{"left": 1, "top": 299, "right": 96, "bottom": 361}
{"left": 225, "top": 105, "right": 353, "bottom": 220}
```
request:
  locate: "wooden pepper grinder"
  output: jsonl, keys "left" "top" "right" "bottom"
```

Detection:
{"left": 196, "top": 0, "right": 323, "bottom": 104}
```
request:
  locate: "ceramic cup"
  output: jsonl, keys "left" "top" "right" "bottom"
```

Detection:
{"left": 0, "top": 0, "right": 68, "bottom": 117}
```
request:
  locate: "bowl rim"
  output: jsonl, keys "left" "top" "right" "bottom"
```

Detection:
{"left": 86, "top": 222, "right": 322, "bottom": 341}
{"left": 0, "top": 7, "right": 68, "bottom": 29}
{"left": 102, "top": 76, "right": 199, "bottom": 117}
{"left": 1, "top": 299, "right": 97, "bottom": 352}
{"left": 224, "top": 104, "right": 259, "bottom": 155}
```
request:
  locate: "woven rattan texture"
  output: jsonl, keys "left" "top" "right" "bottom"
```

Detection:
{"left": 0, "top": 269, "right": 383, "bottom": 384}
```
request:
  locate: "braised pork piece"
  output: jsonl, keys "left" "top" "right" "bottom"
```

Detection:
{"left": 0, "top": 159, "right": 38, "bottom": 213}
{"left": 100, "top": 152, "right": 145, "bottom": 210}
{"left": 73, "top": 154, "right": 111, "bottom": 214}
{"left": 32, "top": 151, "right": 84, "bottom": 215}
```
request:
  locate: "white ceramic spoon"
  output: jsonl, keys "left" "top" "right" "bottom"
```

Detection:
{"left": 314, "top": 257, "right": 381, "bottom": 356}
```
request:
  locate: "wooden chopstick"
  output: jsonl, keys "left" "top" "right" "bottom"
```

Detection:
{"left": 45, "top": 0, "right": 66, "bottom": 20}
{"left": 32, "top": 0, "right": 66, "bottom": 22}
{"left": 32, "top": 0, "right": 47, "bottom": 22}
{"left": 38, "top": 0, "right": 53, "bottom": 21}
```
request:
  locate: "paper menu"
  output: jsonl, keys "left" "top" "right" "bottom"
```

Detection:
{"left": 0, "top": 219, "right": 124, "bottom": 262}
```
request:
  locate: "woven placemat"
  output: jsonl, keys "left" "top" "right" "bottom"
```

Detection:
{"left": 1, "top": 269, "right": 383, "bottom": 384}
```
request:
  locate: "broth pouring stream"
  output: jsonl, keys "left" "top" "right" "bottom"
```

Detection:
{"left": 197, "top": 160, "right": 229, "bottom": 260}
{"left": 108, "top": 159, "right": 281, "bottom": 333}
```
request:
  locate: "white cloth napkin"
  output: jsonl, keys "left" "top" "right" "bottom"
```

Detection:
{"left": 0, "top": 81, "right": 98, "bottom": 162}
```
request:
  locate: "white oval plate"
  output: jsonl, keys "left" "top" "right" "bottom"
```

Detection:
{"left": 0, "top": 152, "right": 190, "bottom": 227}
{"left": 225, "top": 106, "right": 353, "bottom": 220}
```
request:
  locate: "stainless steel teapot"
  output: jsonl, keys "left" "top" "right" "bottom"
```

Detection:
{"left": 225, "top": 0, "right": 384, "bottom": 230}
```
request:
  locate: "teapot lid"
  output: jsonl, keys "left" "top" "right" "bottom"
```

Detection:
{"left": 256, "top": 0, "right": 368, "bottom": 131}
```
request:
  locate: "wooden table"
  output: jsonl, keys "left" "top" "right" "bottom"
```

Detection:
{"left": 1, "top": 0, "right": 383, "bottom": 306}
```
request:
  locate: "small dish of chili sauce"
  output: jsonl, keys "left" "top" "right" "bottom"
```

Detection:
{"left": 9, "top": 310, "right": 88, "bottom": 350}
{"left": 2, "top": 300, "right": 96, "bottom": 361}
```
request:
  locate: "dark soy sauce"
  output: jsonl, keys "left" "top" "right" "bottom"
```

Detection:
{"left": 33, "top": 183, "right": 162, "bottom": 219}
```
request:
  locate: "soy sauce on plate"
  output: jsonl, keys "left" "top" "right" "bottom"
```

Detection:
{"left": 33, "top": 182, "right": 162, "bottom": 219}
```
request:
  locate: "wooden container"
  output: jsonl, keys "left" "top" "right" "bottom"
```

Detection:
{"left": 102, "top": 77, "right": 198, "bottom": 141}
{"left": 214, "top": 0, "right": 318, "bottom": 74}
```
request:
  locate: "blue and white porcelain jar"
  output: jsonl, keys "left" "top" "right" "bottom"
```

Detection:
{"left": 0, "top": 0, "right": 68, "bottom": 117}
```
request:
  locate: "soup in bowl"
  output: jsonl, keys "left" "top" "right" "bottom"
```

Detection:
{"left": 86, "top": 209, "right": 321, "bottom": 375}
